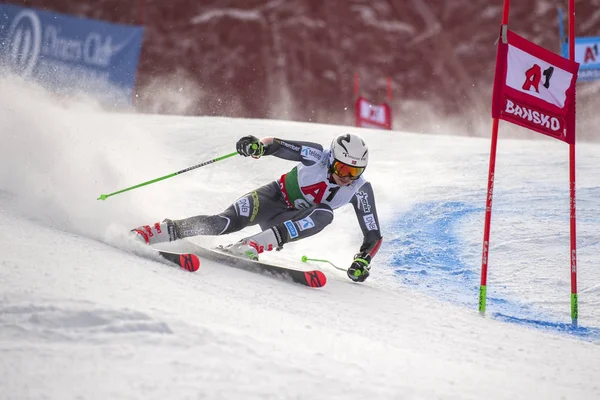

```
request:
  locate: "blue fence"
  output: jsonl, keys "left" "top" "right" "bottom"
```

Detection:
{"left": 0, "top": 4, "right": 144, "bottom": 104}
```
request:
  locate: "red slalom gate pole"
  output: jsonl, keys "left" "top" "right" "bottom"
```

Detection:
{"left": 479, "top": 117, "right": 499, "bottom": 314}
{"left": 568, "top": 0, "right": 578, "bottom": 325}
{"left": 479, "top": 0, "right": 510, "bottom": 314}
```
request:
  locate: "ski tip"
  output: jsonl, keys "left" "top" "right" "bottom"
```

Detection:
{"left": 304, "top": 270, "right": 327, "bottom": 288}
{"left": 179, "top": 253, "right": 200, "bottom": 272}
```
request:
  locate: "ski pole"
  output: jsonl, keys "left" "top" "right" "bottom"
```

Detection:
{"left": 97, "top": 151, "right": 239, "bottom": 200}
{"left": 301, "top": 255, "right": 347, "bottom": 271}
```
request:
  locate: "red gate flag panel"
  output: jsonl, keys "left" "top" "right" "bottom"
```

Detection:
{"left": 355, "top": 97, "right": 392, "bottom": 130}
{"left": 492, "top": 29, "right": 579, "bottom": 144}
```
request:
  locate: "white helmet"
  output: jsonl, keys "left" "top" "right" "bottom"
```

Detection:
{"left": 330, "top": 133, "right": 369, "bottom": 167}
{"left": 329, "top": 133, "right": 368, "bottom": 179}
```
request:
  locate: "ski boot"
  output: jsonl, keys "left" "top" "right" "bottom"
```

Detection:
{"left": 225, "top": 238, "right": 261, "bottom": 261}
{"left": 131, "top": 219, "right": 178, "bottom": 245}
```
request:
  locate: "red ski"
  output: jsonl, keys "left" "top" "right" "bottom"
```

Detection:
{"left": 194, "top": 246, "right": 326, "bottom": 288}
{"left": 156, "top": 250, "right": 200, "bottom": 272}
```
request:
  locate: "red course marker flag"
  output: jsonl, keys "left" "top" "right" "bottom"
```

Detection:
{"left": 491, "top": 28, "right": 580, "bottom": 144}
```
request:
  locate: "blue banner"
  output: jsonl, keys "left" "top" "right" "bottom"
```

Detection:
{"left": 0, "top": 4, "right": 144, "bottom": 103}
{"left": 558, "top": 7, "right": 600, "bottom": 82}
{"left": 561, "top": 37, "right": 600, "bottom": 82}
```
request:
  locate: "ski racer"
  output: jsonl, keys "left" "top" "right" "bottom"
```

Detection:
{"left": 132, "top": 133, "right": 383, "bottom": 282}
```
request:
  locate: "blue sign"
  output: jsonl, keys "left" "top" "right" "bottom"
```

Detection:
{"left": 560, "top": 38, "right": 600, "bottom": 82}
{"left": 0, "top": 4, "right": 144, "bottom": 103}
{"left": 558, "top": 7, "right": 600, "bottom": 82}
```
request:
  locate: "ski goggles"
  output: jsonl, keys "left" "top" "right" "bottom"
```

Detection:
{"left": 331, "top": 159, "right": 365, "bottom": 180}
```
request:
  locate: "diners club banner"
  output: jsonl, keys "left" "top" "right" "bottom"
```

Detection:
{"left": 0, "top": 4, "right": 144, "bottom": 104}
{"left": 492, "top": 28, "right": 579, "bottom": 144}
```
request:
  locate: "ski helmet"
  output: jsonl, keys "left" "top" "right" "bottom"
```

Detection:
{"left": 329, "top": 133, "right": 368, "bottom": 179}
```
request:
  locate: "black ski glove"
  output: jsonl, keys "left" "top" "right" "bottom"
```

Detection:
{"left": 236, "top": 135, "right": 265, "bottom": 158}
{"left": 347, "top": 252, "right": 372, "bottom": 282}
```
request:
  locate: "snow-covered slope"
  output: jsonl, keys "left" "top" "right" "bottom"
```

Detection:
{"left": 1, "top": 77, "right": 600, "bottom": 399}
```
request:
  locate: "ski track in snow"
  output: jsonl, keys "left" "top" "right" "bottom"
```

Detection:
{"left": 387, "top": 199, "right": 600, "bottom": 341}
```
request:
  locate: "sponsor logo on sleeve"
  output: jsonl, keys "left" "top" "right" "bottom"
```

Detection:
{"left": 279, "top": 140, "right": 301, "bottom": 152}
{"left": 237, "top": 197, "right": 251, "bottom": 217}
{"left": 297, "top": 217, "right": 315, "bottom": 231}
{"left": 301, "top": 146, "right": 322, "bottom": 162}
{"left": 363, "top": 214, "right": 378, "bottom": 231}
{"left": 284, "top": 220, "right": 299, "bottom": 239}
{"left": 356, "top": 191, "right": 371, "bottom": 213}
{"left": 250, "top": 191, "right": 259, "bottom": 221}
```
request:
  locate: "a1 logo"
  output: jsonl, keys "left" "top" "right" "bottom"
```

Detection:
{"left": 523, "top": 64, "right": 554, "bottom": 92}
{"left": 301, "top": 182, "right": 328, "bottom": 203}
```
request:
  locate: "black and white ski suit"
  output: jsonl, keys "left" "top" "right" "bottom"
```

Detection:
{"left": 171, "top": 138, "right": 383, "bottom": 258}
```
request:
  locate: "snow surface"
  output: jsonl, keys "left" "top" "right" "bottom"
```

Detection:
{"left": 1, "top": 77, "right": 600, "bottom": 399}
